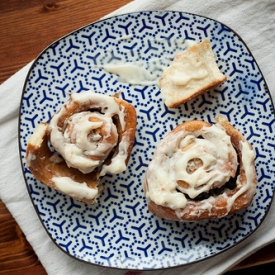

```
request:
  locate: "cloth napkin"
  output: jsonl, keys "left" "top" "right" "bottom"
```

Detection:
{"left": 1, "top": 0, "right": 275, "bottom": 274}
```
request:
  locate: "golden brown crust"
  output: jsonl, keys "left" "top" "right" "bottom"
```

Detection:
{"left": 113, "top": 96, "right": 137, "bottom": 164}
{"left": 26, "top": 92, "right": 136, "bottom": 204}
{"left": 166, "top": 77, "right": 227, "bottom": 108}
{"left": 144, "top": 117, "right": 257, "bottom": 221}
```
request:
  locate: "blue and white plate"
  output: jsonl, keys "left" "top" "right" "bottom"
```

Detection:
{"left": 19, "top": 11, "right": 275, "bottom": 270}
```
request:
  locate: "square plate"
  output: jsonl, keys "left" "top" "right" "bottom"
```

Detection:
{"left": 19, "top": 11, "right": 275, "bottom": 270}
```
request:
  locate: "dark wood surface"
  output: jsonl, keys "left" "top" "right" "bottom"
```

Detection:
{"left": 1, "top": 1, "right": 275, "bottom": 274}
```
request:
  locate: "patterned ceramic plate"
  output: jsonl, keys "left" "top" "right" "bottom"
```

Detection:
{"left": 19, "top": 11, "right": 275, "bottom": 270}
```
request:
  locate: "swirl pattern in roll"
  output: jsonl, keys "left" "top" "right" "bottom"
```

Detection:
{"left": 26, "top": 90, "right": 136, "bottom": 204}
{"left": 144, "top": 116, "right": 257, "bottom": 221}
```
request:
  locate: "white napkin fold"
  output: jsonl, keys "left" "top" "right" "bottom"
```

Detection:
{"left": 1, "top": 0, "right": 275, "bottom": 274}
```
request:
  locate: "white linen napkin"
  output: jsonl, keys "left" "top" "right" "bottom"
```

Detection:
{"left": 1, "top": 0, "right": 275, "bottom": 274}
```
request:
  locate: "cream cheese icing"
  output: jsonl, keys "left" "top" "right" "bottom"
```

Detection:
{"left": 103, "top": 63, "right": 156, "bottom": 86}
{"left": 100, "top": 132, "right": 131, "bottom": 176}
{"left": 165, "top": 53, "right": 209, "bottom": 86}
{"left": 226, "top": 140, "right": 256, "bottom": 212}
{"left": 52, "top": 176, "right": 98, "bottom": 200}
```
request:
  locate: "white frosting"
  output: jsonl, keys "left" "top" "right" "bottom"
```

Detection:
{"left": 49, "top": 91, "right": 128, "bottom": 174}
{"left": 226, "top": 141, "right": 256, "bottom": 212}
{"left": 116, "top": 34, "right": 133, "bottom": 41}
{"left": 185, "top": 39, "right": 198, "bottom": 49}
{"left": 26, "top": 152, "right": 36, "bottom": 168}
{"left": 50, "top": 111, "right": 118, "bottom": 173}
{"left": 103, "top": 63, "right": 156, "bottom": 86}
{"left": 26, "top": 122, "right": 47, "bottom": 168}
{"left": 146, "top": 124, "right": 238, "bottom": 210}
{"left": 49, "top": 153, "right": 63, "bottom": 163}
{"left": 166, "top": 53, "right": 208, "bottom": 86}
{"left": 70, "top": 91, "right": 126, "bottom": 130}
{"left": 100, "top": 132, "right": 131, "bottom": 176}
{"left": 53, "top": 177, "right": 98, "bottom": 200}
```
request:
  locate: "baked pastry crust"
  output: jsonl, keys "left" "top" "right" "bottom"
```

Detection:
{"left": 159, "top": 39, "right": 227, "bottom": 108}
{"left": 26, "top": 91, "right": 136, "bottom": 204}
{"left": 144, "top": 116, "right": 257, "bottom": 221}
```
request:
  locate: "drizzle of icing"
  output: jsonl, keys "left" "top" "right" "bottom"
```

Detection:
{"left": 226, "top": 140, "right": 256, "bottom": 212}
{"left": 100, "top": 132, "right": 131, "bottom": 176}
{"left": 166, "top": 53, "right": 209, "bottom": 86}
{"left": 53, "top": 177, "right": 98, "bottom": 200}
{"left": 103, "top": 63, "right": 156, "bottom": 86}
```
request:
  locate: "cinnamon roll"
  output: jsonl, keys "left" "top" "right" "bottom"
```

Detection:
{"left": 26, "top": 91, "right": 136, "bottom": 204}
{"left": 144, "top": 116, "right": 257, "bottom": 221}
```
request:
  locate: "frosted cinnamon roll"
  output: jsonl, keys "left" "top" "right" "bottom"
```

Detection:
{"left": 144, "top": 116, "right": 257, "bottom": 221}
{"left": 26, "top": 91, "right": 136, "bottom": 204}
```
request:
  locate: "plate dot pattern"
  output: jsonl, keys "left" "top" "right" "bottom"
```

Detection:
{"left": 20, "top": 11, "right": 275, "bottom": 270}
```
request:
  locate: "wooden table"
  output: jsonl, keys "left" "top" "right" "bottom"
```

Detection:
{"left": 1, "top": 1, "right": 275, "bottom": 274}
